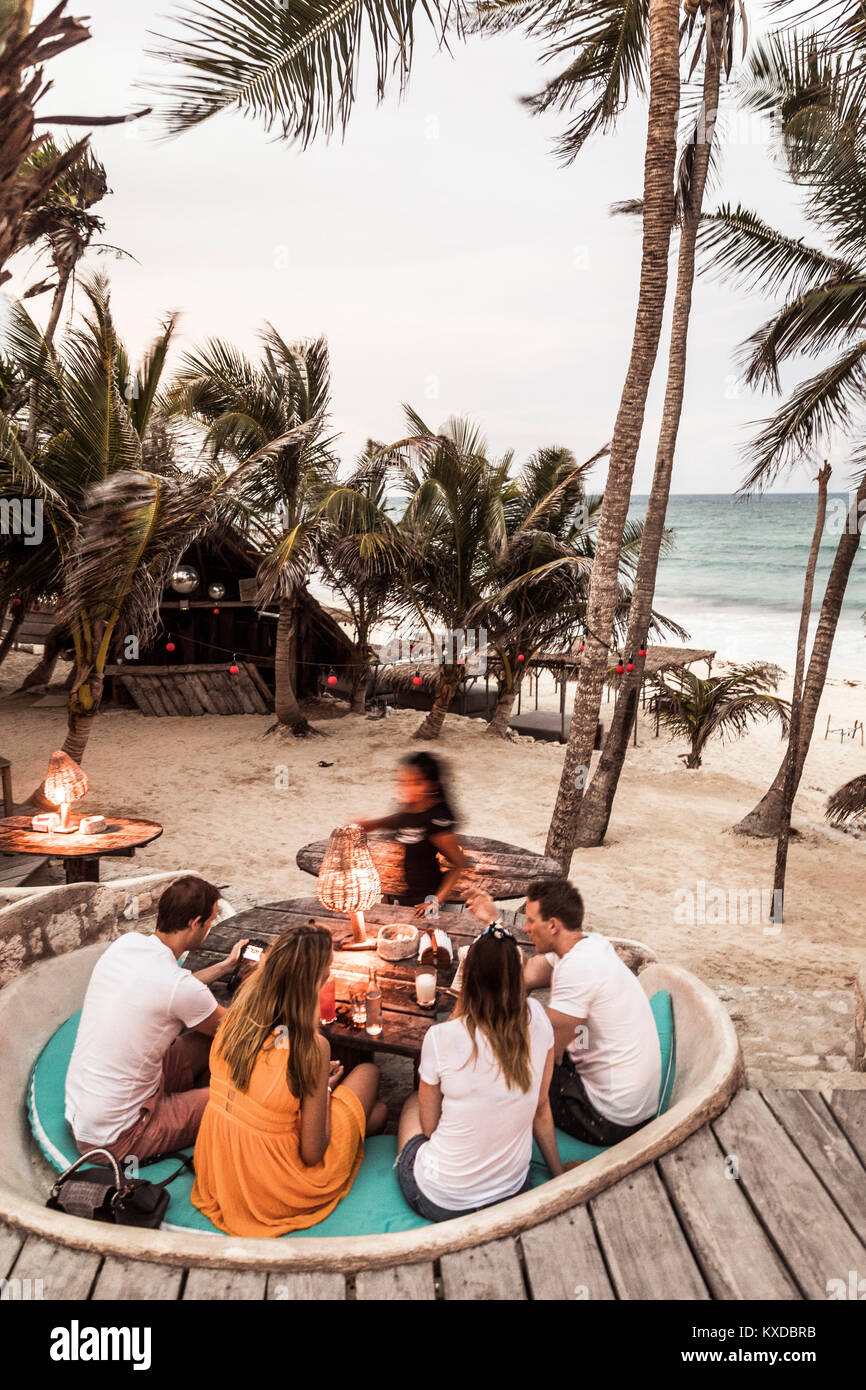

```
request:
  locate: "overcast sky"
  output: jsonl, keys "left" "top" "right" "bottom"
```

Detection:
{"left": 9, "top": 1, "right": 831, "bottom": 495}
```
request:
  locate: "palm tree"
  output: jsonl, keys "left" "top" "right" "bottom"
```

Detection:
{"left": 564, "top": 0, "right": 750, "bottom": 848}
{"left": 652, "top": 662, "right": 790, "bottom": 769}
{"left": 0, "top": 2, "right": 90, "bottom": 284}
{"left": 695, "top": 28, "right": 866, "bottom": 836}
{"left": 827, "top": 774, "right": 866, "bottom": 828}
{"left": 771, "top": 461, "right": 830, "bottom": 922}
{"left": 389, "top": 410, "right": 513, "bottom": 740}
{"left": 169, "top": 329, "right": 338, "bottom": 736}
{"left": 17, "top": 138, "right": 110, "bottom": 361}
{"left": 472, "top": 0, "right": 684, "bottom": 867}
{"left": 316, "top": 445, "right": 409, "bottom": 713}
{"left": 0, "top": 275, "right": 215, "bottom": 777}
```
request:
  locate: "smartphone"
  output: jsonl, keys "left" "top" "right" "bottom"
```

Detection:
{"left": 243, "top": 943, "right": 264, "bottom": 964}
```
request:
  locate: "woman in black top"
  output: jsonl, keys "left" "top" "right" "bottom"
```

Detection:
{"left": 358, "top": 753, "right": 470, "bottom": 915}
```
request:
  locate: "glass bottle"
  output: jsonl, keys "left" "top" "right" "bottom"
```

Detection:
{"left": 366, "top": 967, "right": 383, "bottom": 1036}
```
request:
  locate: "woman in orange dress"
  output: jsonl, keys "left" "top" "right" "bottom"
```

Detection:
{"left": 192, "top": 922, "right": 387, "bottom": 1238}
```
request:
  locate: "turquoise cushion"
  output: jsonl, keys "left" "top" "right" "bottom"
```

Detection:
{"left": 28, "top": 990, "right": 674, "bottom": 1236}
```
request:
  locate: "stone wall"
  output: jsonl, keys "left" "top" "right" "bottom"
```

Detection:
{"left": 0, "top": 872, "right": 199, "bottom": 989}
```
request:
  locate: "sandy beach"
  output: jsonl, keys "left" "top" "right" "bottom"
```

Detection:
{"left": 2, "top": 647, "right": 864, "bottom": 1086}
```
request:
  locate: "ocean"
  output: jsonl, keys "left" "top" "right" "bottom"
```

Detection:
{"left": 634, "top": 495, "right": 866, "bottom": 678}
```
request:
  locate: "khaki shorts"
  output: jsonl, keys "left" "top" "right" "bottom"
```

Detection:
{"left": 76, "top": 1035, "right": 209, "bottom": 1165}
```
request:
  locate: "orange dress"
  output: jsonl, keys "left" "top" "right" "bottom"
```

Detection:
{"left": 191, "top": 1038, "right": 365, "bottom": 1238}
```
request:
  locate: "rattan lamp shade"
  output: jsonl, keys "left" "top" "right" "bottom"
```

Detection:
{"left": 316, "top": 824, "right": 381, "bottom": 913}
{"left": 43, "top": 751, "right": 89, "bottom": 808}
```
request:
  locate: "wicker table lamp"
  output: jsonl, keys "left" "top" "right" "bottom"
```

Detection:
{"left": 316, "top": 824, "right": 381, "bottom": 949}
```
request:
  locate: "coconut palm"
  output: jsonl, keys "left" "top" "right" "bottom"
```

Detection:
{"left": 386, "top": 410, "right": 513, "bottom": 740}
{"left": 168, "top": 329, "right": 339, "bottom": 736}
{"left": 0, "top": 275, "right": 216, "bottom": 777}
{"left": 827, "top": 774, "right": 866, "bottom": 827}
{"left": 563, "top": 0, "right": 750, "bottom": 849}
{"left": 316, "top": 445, "right": 410, "bottom": 712}
{"left": 468, "top": 445, "right": 682, "bottom": 737}
{"left": 652, "top": 663, "right": 790, "bottom": 769}
{"left": 694, "top": 27, "right": 866, "bottom": 836}
{"left": 17, "top": 138, "right": 110, "bottom": 360}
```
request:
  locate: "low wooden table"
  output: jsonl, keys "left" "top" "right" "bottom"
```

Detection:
{"left": 185, "top": 898, "right": 534, "bottom": 1069}
{"left": 296, "top": 833, "right": 562, "bottom": 901}
{"left": 0, "top": 815, "right": 163, "bottom": 884}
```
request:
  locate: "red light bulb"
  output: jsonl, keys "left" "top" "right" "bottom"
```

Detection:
{"left": 165, "top": 641, "right": 175, "bottom": 653}
{"left": 229, "top": 663, "right": 239, "bottom": 676}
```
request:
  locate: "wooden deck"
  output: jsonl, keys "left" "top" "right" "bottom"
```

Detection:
{"left": 3, "top": 1088, "right": 863, "bottom": 1299}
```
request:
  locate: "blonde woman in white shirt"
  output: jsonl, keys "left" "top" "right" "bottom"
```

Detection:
{"left": 395, "top": 921, "right": 563, "bottom": 1222}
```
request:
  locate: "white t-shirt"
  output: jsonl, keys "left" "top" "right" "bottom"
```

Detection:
{"left": 547, "top": 933, "right": 660, "bottom": 1127}
{"left": 65, "top": 933, "right": 217, "bottom": 1145}
{"left": 414, "top": 997, "right": 554, "bottom": 1211}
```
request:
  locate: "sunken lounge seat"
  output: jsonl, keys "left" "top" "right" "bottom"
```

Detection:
{"left": 0, "top": 877, "right": 742, "bottom": 1271}
{"left": 26, "top": 995, "right": 675, "bottom": 1237}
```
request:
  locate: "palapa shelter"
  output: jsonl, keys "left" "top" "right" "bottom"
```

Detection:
{"left": 106, "top": 532, "right": 360, "bottom": 717}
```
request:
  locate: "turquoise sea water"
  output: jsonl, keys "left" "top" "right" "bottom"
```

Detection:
{"left": 631, "top": 495, "right": 866, "bottom": 677}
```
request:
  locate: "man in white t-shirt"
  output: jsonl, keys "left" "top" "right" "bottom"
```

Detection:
{"left": 467, "top": 879, "right": 660, "bottom": 1146}
{"left": 66, "top": 875, "right": 247, "bottom": 1164}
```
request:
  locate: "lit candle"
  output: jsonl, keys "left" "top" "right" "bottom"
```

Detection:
{"left": 416, "top": 972, "right": 437, "bottom": 1007}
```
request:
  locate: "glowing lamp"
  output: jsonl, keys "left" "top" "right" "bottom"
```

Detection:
{"left": 615, "top": 662, "right": 625, "bottom": 675}
{"left": 316, "top": 824, "right": 381, "bottom": 949}
{"left": 626, "top": 661, "right": 635, "bottom": 673}
{"left": 43, "top": 751, "right": 88, "bottom": 833}
{"left": 638, "top": 646, "right": 647, "bottom": 658}
{"left": 412, "top": 670, "right": 423, "bottom": 688}
{"left": 212, "top": 607, "right": 220, "bottom": 616}
{"left": 229, "top": 663, "right": 240, "bottom": 675}
{"left": 165, "top": 641, "right": 176, "bottom": 653}
{"left": 327, "top": 671, "right": 338, "bottom": 687}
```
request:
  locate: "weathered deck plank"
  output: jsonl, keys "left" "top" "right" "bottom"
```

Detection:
{"left": 354, "top": 1263, "right": 436, "bottom": 1301}
{"left": 439, "top": 1238, "right": 527, "bottom": 1300}
{"left": 183, "top": 1268, "right": 268, "bottom": 1300}
{"left": 658, "top": 1125, "right": 800, "bottom": 1300}
{"left": 266, "top": 1271, "right": 346, "bottom": 1300}
{"left": 824, "top": 1090, "right": 866, "bottom": 1169}
{"left": 590, "top": 1165, "right": 710, "bottom": 1300}
{"left": 712, "top": 1090, "right": 866, "bottom": 1299}
{"left": 762, "top": 1089, "right": 866, "bottom": 1246}
{"left": 91, "top": 1258, "right": 183, "bottom": 1301}
{"left": 10, "top": 1234, "right": 101, "bottom": 1300}
{"left": 0, "top": 1224, "right": 23, "bottom": 1277}
{"left": 519, "top": 1205, "right": 615, "bottom": 1300}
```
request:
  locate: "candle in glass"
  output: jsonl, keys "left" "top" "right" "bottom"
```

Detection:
{"left": 415, "top": 972, "right": 437, "bottom": 1008}
{"left": 319, "top": 976, "right": 337, "bottom": 1026}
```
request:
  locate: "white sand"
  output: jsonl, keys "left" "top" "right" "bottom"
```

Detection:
{"left": 2, "top": 647, "right": 864, "bottom": 1009}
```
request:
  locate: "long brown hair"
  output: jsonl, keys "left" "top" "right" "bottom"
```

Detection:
{"left": 217, "top": 922, "right": 331, "bottom": 1100}
{"left": 453, "top": 931, "right": 532, "bottom": 1092}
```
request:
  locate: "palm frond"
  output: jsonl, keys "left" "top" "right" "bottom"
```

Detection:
{"left": 149, "top": 0, "right": 458, "bottom": 142}
{"left": 826, "top": 772, "right": 866, "bottom": 825}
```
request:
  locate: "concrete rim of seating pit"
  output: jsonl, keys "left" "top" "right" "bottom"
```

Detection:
{"left": 0, "top": 876, "right": 744, "bottom": 1273}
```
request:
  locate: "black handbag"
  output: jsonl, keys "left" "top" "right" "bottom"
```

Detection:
{"left": 46, "top": 1147, "right": 194, "bottom": 1229}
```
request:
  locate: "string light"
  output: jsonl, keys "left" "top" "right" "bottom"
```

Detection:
{"left": 229, "top": 654, "right": 240, "bottom": 676}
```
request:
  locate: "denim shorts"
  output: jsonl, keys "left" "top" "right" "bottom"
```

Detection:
{"left": 395, "top": 1134, "right": 532, "bottom": 1224}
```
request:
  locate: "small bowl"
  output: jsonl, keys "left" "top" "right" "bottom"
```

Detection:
{"left": 377, "top": 923, "right": 420, "bottom": 962}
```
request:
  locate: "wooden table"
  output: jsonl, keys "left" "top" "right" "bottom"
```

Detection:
{"left": 296, "top": 833, "right": 562, "bottom": 901}
{"left": 184, "top": 897, "right": 534, "bottom": 1069}
{"left": 0, "top": 815, "right": 163, "bottom": 884}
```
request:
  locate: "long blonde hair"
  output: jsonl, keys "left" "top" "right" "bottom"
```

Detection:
{"left": 217, "top": 922, "right": 331, "bottom": 1100}
{"left": 453, "top": 931, "right": 532, "bottom": 1092}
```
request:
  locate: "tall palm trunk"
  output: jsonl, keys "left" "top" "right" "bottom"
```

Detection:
{"left": 488, "top": 683, "right": 518, "bottom": 738}
{"left": 545, "top": 0, "right": 681, "bottom": 870}
{"left": 569, "top": 3, "right": 725, "bottom": 849}
{"left": 273, "top": 593, "right": 317, "bottom": 737}
{"left": 771, "top": 464, "right": 830, "bottom": 920}
{"left": 414, "top": 666, "right": 461, "bottom": 740}
{"left": 736, "top": 473, "right": 866, "bottom": 837}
